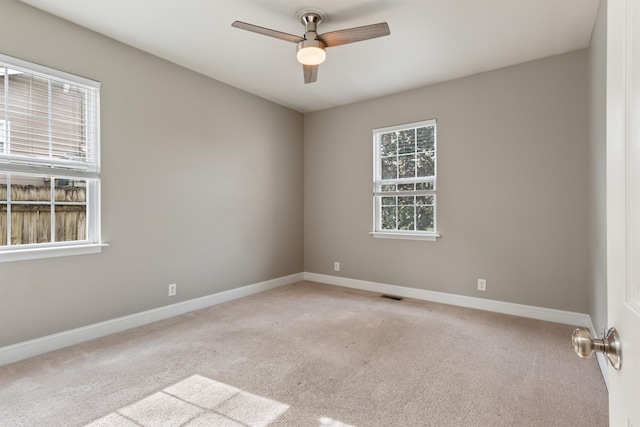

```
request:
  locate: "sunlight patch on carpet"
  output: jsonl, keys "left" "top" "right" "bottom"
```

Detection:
{"left": 85, "top": 374, "right": 289, "bottom": 427}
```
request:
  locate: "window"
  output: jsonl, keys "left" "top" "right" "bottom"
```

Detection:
{"left": 0, "top": 54, "right": 102, "bottom": 261}
{"left": 372, "top": 119, "right": 438, "bottom": 240}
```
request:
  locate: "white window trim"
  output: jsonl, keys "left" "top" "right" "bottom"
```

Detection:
{"left": 0, "top": 54, "right": 104, "bottom": 261}
{"left": 369, "top": 231, "right": 439, "bottom": 241}
{"left": 372, "top": 119, "right": 439, "bottom": 240}
{"left": 0, "top": 53, "right": 100, "bottom": 88}
{"left": 0, "top": 243, "right": 108, "bottom": 263}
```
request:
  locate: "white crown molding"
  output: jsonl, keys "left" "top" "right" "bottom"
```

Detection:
{"left": 0, "top": 273, "right": 303, "bottom": 366}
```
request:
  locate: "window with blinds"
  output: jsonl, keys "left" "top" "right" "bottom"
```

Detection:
{"left": 0, "top": 54, "right": 102, "bottom": 260}
{"left": 372, "top": 119, "right": 438, "bottom": 241}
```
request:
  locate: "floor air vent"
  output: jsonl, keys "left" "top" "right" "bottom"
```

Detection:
{"left": 381, "top": 294, "right": 403, "bottom": 301}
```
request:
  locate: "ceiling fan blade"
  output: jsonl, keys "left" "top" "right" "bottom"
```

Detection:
{"left": 303, "top": 64, "right": 318, "bottom": 84}
{"left": 319, "top": 22, "right": 390, "bottom": 47}
{"left": 231, "top": 21, "right": 304, "bottom": 43}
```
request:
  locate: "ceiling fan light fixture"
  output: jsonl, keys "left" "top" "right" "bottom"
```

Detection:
{"left": 296, "top": 36, "right": 326, "bottom": 65}
{"left": 296, "top": 46, "right": 326, "bottom": 65}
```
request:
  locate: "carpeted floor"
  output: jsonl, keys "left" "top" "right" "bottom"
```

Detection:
{"left": 0, "top": 281, "right": 608, "bottom": 426}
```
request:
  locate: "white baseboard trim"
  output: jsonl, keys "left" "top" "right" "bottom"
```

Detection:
{"left": 0, "top": 273, "right": 303, "bottom": 367}
{"left": 304, "top": 272, "right": 592, "bottom": 328}
{"left": 2, "top": 271, "right": 600, "bottom": 376}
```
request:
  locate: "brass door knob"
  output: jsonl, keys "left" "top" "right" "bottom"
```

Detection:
{"left": 572, "top": 327, "right": 622, "bottom": 370}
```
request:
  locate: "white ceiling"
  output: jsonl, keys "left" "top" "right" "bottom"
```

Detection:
{"left": 19, "top": 0, "right": 599, "bottom": 113}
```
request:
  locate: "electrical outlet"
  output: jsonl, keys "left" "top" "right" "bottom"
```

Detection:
{"left": 477, "top": 279, "right": 486, "bottom": 291}
{"left": 334, "top": 262, "right": 340, "bottom": 272}
{"left": 168, "top": 283, "right": 177, "bottom": 296}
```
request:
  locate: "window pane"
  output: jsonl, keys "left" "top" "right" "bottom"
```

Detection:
{"left": 416, "top": 152, "right": 428, "bottom": 177}
{"left": 380, "top": 132, "right": 397, "bottom": 156}
{"left": 397, "top": 183, "right": 415, "bottom": 191}
{"left": 426, "top": 151, "right": 436, "bottom": 177}
{"left": 7, "top": 74, "right": 49, "bottom": 159}
{"left": 3, "top": 71, "right": 91, "bottom": 164}
{"left": 398, "top": 205, "right": 415, "bottom": 230}
{"left": 11, "top": 204, "right": 51, "bottom": 245}
{"left": 55, "top": 205, "right": 86, "bottom": 242}
{"left": 381, "top": 184, "right": 396, "bottom": 192}
{"left": 417, "top": 126, "right": 435, "bottom": 152}
{"left": 52, "top": 120, "right": 84, "bottom": 160}
{"left": 417, "top": 152, "right": 436, "bottom": 177}
{"left": 55, "top": 179, "right": 86, "bottom": 202}
{"left": 398, "top": 154, "right": 415, "bottom": 178}
{"left": 416, "top": 182, "right": 435, "bottom": 191}
{"left": 381, "top": 206, "right": 396, "bottom": 229}
{"left": 381, "top": 196, "right": 396, "bottom": 206}
{"left": 381, "top": 157, "right": 397, "bottom": 179}
{"left": 416, "top": 196, "right": 435, "bottom": 205}
{"left": 398, "top": 130, "right": 415, "bottom": 154}
{"left": 11, "top": 177, "right": 50, "bottom": 202}
{"left": 398, "top": 196, "right": 414, "bottom": 205}
{"left": 417, "top": 206, "right": 434, "bottom": 231}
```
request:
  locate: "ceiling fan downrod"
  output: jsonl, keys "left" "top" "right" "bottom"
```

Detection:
{"left": 300, "top": 11, "right": 323, "bottom": 33}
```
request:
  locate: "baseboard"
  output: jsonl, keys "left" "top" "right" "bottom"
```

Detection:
{"left": 303, "top": 272, "right": 592, "bottom": 327}
{"left": 0, "top": 273, "right": 303, "bottom": 367}
{"left": 1, "top": 272, "right": 599, "bottom": 373}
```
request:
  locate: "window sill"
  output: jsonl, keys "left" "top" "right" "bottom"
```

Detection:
{"left": 0, "top": 243, "right": 109, "bottom": 263}
{"left": 370, "top": 232, "right": 440, "bottom": 241}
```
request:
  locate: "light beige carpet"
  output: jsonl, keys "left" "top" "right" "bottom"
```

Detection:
{"left": 0, "top": 281, "right": 607, "bottom": 426}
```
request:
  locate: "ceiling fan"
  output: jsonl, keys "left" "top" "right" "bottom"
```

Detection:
{"left": 232, "top": 9, "right": 390, "bottom": 84}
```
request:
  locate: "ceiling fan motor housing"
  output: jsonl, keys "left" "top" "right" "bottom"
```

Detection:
{"left": 297, "top": 11, "right": 326, "bottom": 65}
{"left": 298, "top": 11, "right": 326, "bottom": 50}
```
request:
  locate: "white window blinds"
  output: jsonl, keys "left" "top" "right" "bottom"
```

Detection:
{"left": 0, "top": 54, "right": 100, "bottom": 178}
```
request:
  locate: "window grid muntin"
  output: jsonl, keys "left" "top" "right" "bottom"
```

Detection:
{"left": 0, "top": 172, "right": 91, "bottom": 248}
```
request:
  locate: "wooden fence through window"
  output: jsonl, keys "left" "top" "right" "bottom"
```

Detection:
{"left": 0, "top": 184, "right": 86, "bottom": 246}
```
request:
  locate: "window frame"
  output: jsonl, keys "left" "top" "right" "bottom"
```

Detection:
{"left": 371, "top": 119, "right": 440, "bottom": 241}
{"left": 0, "top": 54, "right": 105, "bottom": 262}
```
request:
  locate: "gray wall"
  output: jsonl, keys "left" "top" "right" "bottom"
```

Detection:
{"left": 0, "top": 0, "right": 304, "bottom": 347}
{"left": 0, "top": 0, "right": 595, "bottom": 349}
{"left": 587, "top": 0, "right": 607, "bottom": 336}
{"left": 305, "top": 50, "right": 589, "bottom": 312}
